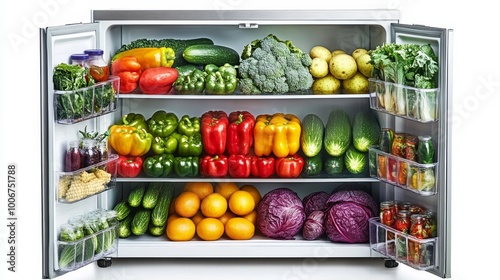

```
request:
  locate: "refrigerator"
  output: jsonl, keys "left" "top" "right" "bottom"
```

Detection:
{"left": 40, "top": 9, "right": 453, "bottom": 279}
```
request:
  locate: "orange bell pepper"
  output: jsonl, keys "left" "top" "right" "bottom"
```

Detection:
{"left": 253, "top": 113, "right": 301, "bottom": 158}
{"left": 111, "top": 56, "right": 142, "bottom": 93}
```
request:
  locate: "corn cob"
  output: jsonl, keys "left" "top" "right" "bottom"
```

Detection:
{"left": 58, "top": 176, "right": 72, "bottom": 199}
{"left": 62, "top": 170, "right": 112, "bottom": 202}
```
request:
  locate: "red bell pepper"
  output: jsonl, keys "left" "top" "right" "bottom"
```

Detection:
{"left": 139, "top": 67, "right": 178, "bottom": 94}
{"left": 199, "top": 154, "right": 228, "bottom": 177}
{"left": 227, "top": 111, "right": 255, "bottom": 156}
{"left": 275, "top": 154, "right": 304, "bottom": 178}
{"left": 250, "top": 155, "right": 276, "bottom": 178}
{"left": 228, "top": 154, "right": 252, "bottom": 178}
{"left": 111, "top": 56, "right": 142, "bottom": 93}
{"left": 201, "top": 110, "right": 229, "bottom": 156}
{"left": 117, "top": 154, "right": 143, "bottom": 177}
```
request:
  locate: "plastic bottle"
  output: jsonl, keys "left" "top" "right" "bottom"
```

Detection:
{"left": 65, "top": 140, "right": 82, "bottom": 172}
{"left": 84, "top": 49, "right": 110, "bottom": 82}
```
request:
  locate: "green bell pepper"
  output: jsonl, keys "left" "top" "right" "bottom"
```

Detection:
{"left": 142, "top": 153, "right": 174, "bottom": 177}
{"left": 178, "top": 115, "right": 200, "bottom": 136}
{"left": 152, "top": 135, "right": 178, "bottom": 155}
{"left": 147, "top": 110, "right": 179, "bottom": 138}
{"left": 117, "top": 113, "right": 148, "bottom": 131}
{"left": 173, "top": 156, "right": 199, "bottom": 177}
{"left": 173, "top": 69, "right": 207, "bottom": 94}
{"left": 204, "top": 63, "right": 238, "bottom": 95}
{"left": 178, "top": 132, "right": 203, "bottom": 156}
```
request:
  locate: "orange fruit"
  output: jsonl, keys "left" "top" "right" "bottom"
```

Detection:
{"left": 191, "top": 210, "right": 205, "bottom": 226}
{"left": 215, "top": 182, "right": 239, "bottom": 200}
{"left": 225, "top": 217, "right": 255, "bottom": 240}
{"left": 240, "top": 184, "right": 262, "bottom": 205}
{"left": 167, "top": 213, "right": 180, "bottom": 225}
{"left": 196, "top": 217, "right": 225, "bottom": 241}
{"left": 200, "top": 192, "right": 228, "bottom": 218}
{"left": 174, "top": 191, "right": 201, "bottom": 218}
{"left": 183, "top": 182, "right": 214, "bottom": 200}
{"left": 242, "top": 210, "right": 257, "bottom": 225}
{"left": 218, "top": 211, "right": 237, "bottom": 225}
{"left": 228, "top": 190, "right": 255, "bottom": 216}
{"left": 166, "top": 217, "right": 196, "bottom": 241}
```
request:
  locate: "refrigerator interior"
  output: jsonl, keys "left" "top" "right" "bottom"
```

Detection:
{"left": 41, "top": 10, "right": 450, "bottom": 279}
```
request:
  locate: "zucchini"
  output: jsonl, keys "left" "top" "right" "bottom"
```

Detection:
{"left": 300, "top": 114, "right": 324, "bottom": 157}
{"left": 128, "top": 183, "right": 146, "bottom": 207}
{"left": 113, "top": 201, "right": 132, "bottom": 221}
{"left": 344, "top": 145, "right": 368, "bottom": 174}
{"left": 301, "top": 153, "right": 323, "bottom": 177}
{"left": 131, "top": 209, "right": 152, "bottom": 236}
{"left": 183, "top": 45, "right": 240, "bottom": 66}
{"left": 323, "top": 109, "right": 352, "bottom": 157}
{"left": 118, "top": 214, "right": 134, "bottom": 239}
{"left": 142, "top": 182, "right": 163, "bottom": 209}
{"left": 352, "top": 111, "right": 381, "bottom": 152}
{"left": 151, "top": 183, "right": 175, "bottom": 227}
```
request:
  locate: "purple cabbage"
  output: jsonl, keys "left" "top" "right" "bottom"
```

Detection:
{"left": 302, "top": 191, "right": 330, "bottom": 216}
{"left": 257, "top": 188, "right": 306, "bottom": 240}
{"left": 325, "top": 190, "right": 378, "bottom": 243}
{"left": 302, "top": 210, "right": 326, "bottom": 240}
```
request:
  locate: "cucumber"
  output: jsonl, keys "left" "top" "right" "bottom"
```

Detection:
{"left": 118, "top": 214, "right": 134, "bottom": 238}
{"left": 131, "top": 209, "right": 151, "bottom": 236}
{"left": 324, "top": 154, "right": 344, "bottom": 175}
{"left": 142, "top": 182, "right": 163, "bottom": 209}
{"left": 151, "top": 183, "right": 175, "bottom": 227}
{"left": 301, "top": 153, "right": 323, "bottom": 177}
{"left": 113, "top": 201, "right": 132, "bottom": 221}
{"left": 183, "top": 45, "right": 240, "bottom": 66}
{"left": 344, "top": 145, "right": 368, "bottom": 174}
{"left": 128, "top": 183, "right": 146, "bottom": 207}
{"left": 300, "top": 114, "right": 324, "bottom": 157}
{"left": 352, "top": 111, "right": 381, "bottom": 152}
{"left": 148, "top": 222, "right": 167, "bottom": 236}
{"left": 324, "top": 109, "right": 352, "bottom": 157}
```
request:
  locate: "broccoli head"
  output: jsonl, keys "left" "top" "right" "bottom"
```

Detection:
{"left": 238, "top": 34, "right": 313, "bottom": 94}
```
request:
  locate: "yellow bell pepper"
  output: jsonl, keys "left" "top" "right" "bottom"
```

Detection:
{"left": 111, "top": 47, "right": 176, "bottom": 70}
{"left": 108, "top": 125, "right": 153, "bottom": 157}
{"left": 253, "top": 113, "right": 301, "bottom": 158}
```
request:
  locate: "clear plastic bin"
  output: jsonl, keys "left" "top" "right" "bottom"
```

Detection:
{"left": 368, "top": 146, "right": 437, "bottom": 196}
{"left": 54, "top": 76, "right": 120, "bottom": 124}
{"left": 57, "top": 220, "right": 118, "bottom": 272}
{"left": 57, "top": 154, "right": 118, "bottom": 203}
{"left": 369, "top": 217, "right": 437, "bottom": 270}
{"left": 368, "top": 78, "right": 438, "bottom": 122}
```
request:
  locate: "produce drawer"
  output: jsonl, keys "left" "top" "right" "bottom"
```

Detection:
{"left": 368, "top": 146, "right": 437, "bottom": 196}
{"left": 368, "top": 78, "right": 439, "bottom": 122}
{"left": 56, "top": 219, "right": 119, "bottom": 272}
{"left": 56, "top": 154, "right": 118, "bottom": 203}
{"left": 369, "top": 217, "right": 437, "bottom": 270}
{"left": 54, "top": 76, "right": 120, "bottom": 124}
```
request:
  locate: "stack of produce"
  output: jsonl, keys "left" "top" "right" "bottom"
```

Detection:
{"left": 114, "top": 182, "right": 174, "bottom": 238}
{"left": 164, "top": 182, "right": 261, "bottom": 241}
{"left": 309, "top": 46, "right": 374, "bottom": 94}
{"left": 58, "top": 209, "right": 118, "bottom": 270}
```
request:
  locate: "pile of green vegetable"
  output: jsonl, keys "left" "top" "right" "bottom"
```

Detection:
{"left": 238, "top": 34, "right": 314, "bottom": 94}
{"left": 53, "top": 63, "right": 116, "bottom": 122}
{"left": 114, "top": 182, "right": 174, "bottom": 238}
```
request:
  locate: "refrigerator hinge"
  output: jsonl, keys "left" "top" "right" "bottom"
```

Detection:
{"left": 239, "top": 23, "right": 259, "bottom": 29}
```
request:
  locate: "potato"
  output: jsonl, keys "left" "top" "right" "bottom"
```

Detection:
{"left": 312, "top": 74, "right": 341, "bottom": 94}
{"left": 309, "top": 58, "right": 329, "bottom": 78}
{"left": 329, "top": 53, "right": 357, "bottom": 80}
{"left": 309, "top": 46, "right": 332, "bottom": 62}
{"left": 351, "top": 48, "right": 368, "bottom": 60}
{"left": 342, "top": 72, "right": 369, "bottom": 94}
{"left": 356, "top": 53, "right": 374, "bottom": 78}
{"left": 331, "top": 49, "right": 346, "bottom": 56}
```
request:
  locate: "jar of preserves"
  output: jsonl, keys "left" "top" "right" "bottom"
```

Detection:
{"left": 423, "top": 209, "right": 437, "bottom": 238}
{"left": 410, "top": 214, "right": 428, "bottom": 239}
{"left": 65, "top": 140, "right": 82, "bottom": 172}
{"left": 70, "top": 53, "right": 89, "bottom": 68}
{"left": 84, "top": 49, "right": 110, "bottom": 83}
{"left": 394, "top": 210, "right": 411, "bottom": 233}
{"left": 97, "top": 141, "right": 108, "bottom": 162}
{"left": 417, "top": 135, "right": 434, "bottom": 164}
{"left": 80, "top": 139, "right": 100, "bottom": 167}
{"left": 380, "top": 201, "right": 396, "bottom": 227}
{"left": 379, "top": 128, "right": 394, "bottom": 153}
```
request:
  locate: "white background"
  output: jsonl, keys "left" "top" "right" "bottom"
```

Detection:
{"left": 0, "top": 0, "right": 497, "bottom": 279}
